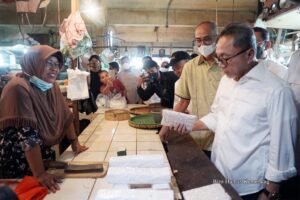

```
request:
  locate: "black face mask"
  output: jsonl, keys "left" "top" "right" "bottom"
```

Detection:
{"left": 256, "top": 43, "right": 266, "bottom": 59}
{"left": 148, "top": 72, "right": 159, "bottom": 83}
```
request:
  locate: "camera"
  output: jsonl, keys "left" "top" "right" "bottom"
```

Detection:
{"left": 147, "top": 73, "right": 156, "bottom": 84}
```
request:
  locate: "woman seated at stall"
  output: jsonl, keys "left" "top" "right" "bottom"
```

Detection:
{"left": 0, "top": 45, "right": 88, "bottom": 193}
{"left": 99, "top": 70, "right": 126, "bottom": 97}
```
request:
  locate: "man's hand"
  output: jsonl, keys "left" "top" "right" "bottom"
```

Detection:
{"left": 171, "top": 123, "right": 190, "bottom": 135}
{"left": 159, "top": 126, "right": 169, "bottom": 142}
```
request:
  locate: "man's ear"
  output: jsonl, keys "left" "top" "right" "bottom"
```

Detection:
{"left": 247, "top": 48, "right": 256, "bottom": 62}
{"left": 265, "top": 41, "right": 271, "bottom": 50}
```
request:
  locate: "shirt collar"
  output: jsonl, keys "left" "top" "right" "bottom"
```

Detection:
{"left": 241, "top": 61, "right": 265, "bottom": 82}
{"left": 197, "top": 54, "right": 218, "bottom": 68}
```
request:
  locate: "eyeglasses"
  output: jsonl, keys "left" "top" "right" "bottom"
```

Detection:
{"left": 194, "top": 35, "right": 216, "bottom": 45}
{"left": 46, "top": 61, "right": 60, "bottom": 68}
{"left": 215, "top": 48, "right": 250, "bottom": 66}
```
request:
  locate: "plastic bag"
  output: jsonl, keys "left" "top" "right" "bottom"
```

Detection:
{"left": 67, "top": 69, "right": 89, "bottom": 100}
{"left": 96, "top": 94, "right": 110, "bottom": 108}
{"left": 109, "top": 93, "right": 127, "bottom": 109}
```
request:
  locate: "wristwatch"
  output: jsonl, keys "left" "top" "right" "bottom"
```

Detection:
{"left": 262, "top": 188, "right": 280, "bottom": 200}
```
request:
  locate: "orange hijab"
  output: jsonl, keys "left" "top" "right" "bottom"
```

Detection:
{"left": 0, "top": 45, "right": 73, "bottom": 146}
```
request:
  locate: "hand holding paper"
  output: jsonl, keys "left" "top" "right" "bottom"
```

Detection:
{"left": 161, "top": 109, "right": 197, "bottom": 133}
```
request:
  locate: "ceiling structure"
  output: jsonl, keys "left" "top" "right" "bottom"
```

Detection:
{"left": 0, "top": 0, "right": 259, "bottom": 53}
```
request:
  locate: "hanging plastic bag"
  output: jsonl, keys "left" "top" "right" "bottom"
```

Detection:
{"left": 59, "top": 11, "right": 92, "bottom": 59}
{"left": 67, "top": 69, "right": 89, "bottom": 100}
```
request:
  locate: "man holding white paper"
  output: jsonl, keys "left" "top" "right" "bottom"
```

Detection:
{"left": 165, "top": 23, "right": 298, "bottom": 200}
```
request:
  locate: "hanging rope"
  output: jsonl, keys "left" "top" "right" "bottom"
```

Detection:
{"left": 215, "top": 0, "right": 218, "bottom": 26}
{"left": 232, "top": 0, "right": 235, "bottom": 22}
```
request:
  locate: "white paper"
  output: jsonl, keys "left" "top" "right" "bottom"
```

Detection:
{"left": 107, "top": 167, "right": 171, "bottom": 184}
{"left": 183, "top": 184, "right": 231, "bottom": 200}
{"left": 95, "top": 189, "right": 174, "bottom": 200}
{"left": 109, "top": 155, "right": 165, "bottom": 168}
{"left": 161, "top": 109, "right": 197, "bottom": 131}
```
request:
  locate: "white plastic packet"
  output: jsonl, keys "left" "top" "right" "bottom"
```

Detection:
{"left": 161, "top": 109, "right": 197, "bottom": 132}
{"left": 67, "top": 69, "right": 89, "bottom": 100}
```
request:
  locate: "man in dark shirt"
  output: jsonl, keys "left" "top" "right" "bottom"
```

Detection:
{"left": 137, "top": 60, "right": 178, "bottom": 108}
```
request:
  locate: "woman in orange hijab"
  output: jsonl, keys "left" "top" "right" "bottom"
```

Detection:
{"left": 0, "top": 45, "right": 88, "bottom": 193}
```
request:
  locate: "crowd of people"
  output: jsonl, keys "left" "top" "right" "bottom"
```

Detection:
{"left": 0, "top": 20, "right": 299, "bottom": 200}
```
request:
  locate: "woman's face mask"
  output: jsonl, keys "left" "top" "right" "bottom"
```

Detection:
{"left": 29, "top": 75, "right": 53, "bottom": 91}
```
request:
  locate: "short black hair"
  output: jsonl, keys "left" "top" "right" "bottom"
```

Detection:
{"left": 89, "top": 55, "right": 100, "bottom": 62}
{"left": 253, "top": 27, "right": 270, "bottom": 41}
{"left": 143, "top": 60, "right": 158, "bottom": 69}
{"left": 109, "top": 61, "right": 119, "bottom": 71}
{"left": 142, "top": 56, "right": 152, "bottom": 62}
{"left": 218, "top": 23, "right": 256, "bottom": 52}
{"left": 190, "top": 53, "right": 198, "bottom": 59}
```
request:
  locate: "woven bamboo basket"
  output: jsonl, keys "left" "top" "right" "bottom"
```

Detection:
{"left": 129, "top": 105, "right": 163, "bottom": 115}
{"left": 128, "top": 114, "right": 162, "bottom": 129}
{"left": 105, "top": 109, "right": 130, "bottom": 121}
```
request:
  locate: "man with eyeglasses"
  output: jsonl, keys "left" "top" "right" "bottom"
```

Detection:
{"left": 253, "top": 27, "right": 287, "bottom": 80}
{"left": 172, "top": 23, "right": 297, "bottom": 200}
{"left": 170, "top": 21, "right": 223, "bottom": 158}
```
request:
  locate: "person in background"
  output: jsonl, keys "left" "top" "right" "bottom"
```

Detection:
{"left": 118, "top": 56, "right": 140, "bottom": 104}
{"left": 253, "top": 27, "right": 288, "bottom": 79}
{"left": 99, "top": 70, "right": 126, "bottom": 97}
{"left": 108, "top": 61, "right": 120, "bottom": 78}
{"left": 142, "top": 56, "right": 152, "bottom": 63}
{"left": 171, "top": 21, "right": 223, "bottom": 158}
{"left": 137, "top": 60, "right": 178, "bottom": 108}
{"left": 169, "top": 23, "right": 297, "bottom": 200}
{"left": 160, "top": 61, "right": 169, "bottom": 72}
{"left": 88, "top": 55, "right": 102, "bottom": 99}
{"left": 158, "top": 51, "right": 191, "bottom": 138}
{"left": 0, "top": 45, "right": 88, "bottom": 193}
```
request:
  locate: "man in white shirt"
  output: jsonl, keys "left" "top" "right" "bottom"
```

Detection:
{"left": 286, "top": 49, "right": 300, "bottom": 174}
{"left": 253, "top": 27, "right": 288, "bottom": 80}
{"left": 170, "top": 23, "right": 297, "bottom": 199}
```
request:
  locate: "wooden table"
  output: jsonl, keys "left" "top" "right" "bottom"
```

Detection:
{"left": 46, "top": 105, "right": 242, "bottom": 200}
{"left": 46, "top": 107, "right": 171, "bottom": 200}
{"left": 166, "top": 132, "right": 242, "bottom": 200}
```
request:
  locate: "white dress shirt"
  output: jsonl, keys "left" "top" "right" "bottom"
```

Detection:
{"left": 201, "top": 61, "right": 298, "bottom": 195}
{"left": 262, "top": 59, "right": 288, "bottom": 80}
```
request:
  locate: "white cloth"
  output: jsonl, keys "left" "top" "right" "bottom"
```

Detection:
{"left": 260, "top": 59, "right": 288, "bottom": 80}
{"left": 183, "top": 184, "right": 231, "bottom": 200}
{"left": 201, "top": 61, "right": 298, "bottom": 195}
{"left": 109, "top": 155, "right": 165, "bottom": 168}
{"left": 107, "top": 167, "right": 171, "bottom": 184}
{"left": 95, "top": 189, "right": 174, "bottom": 200}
